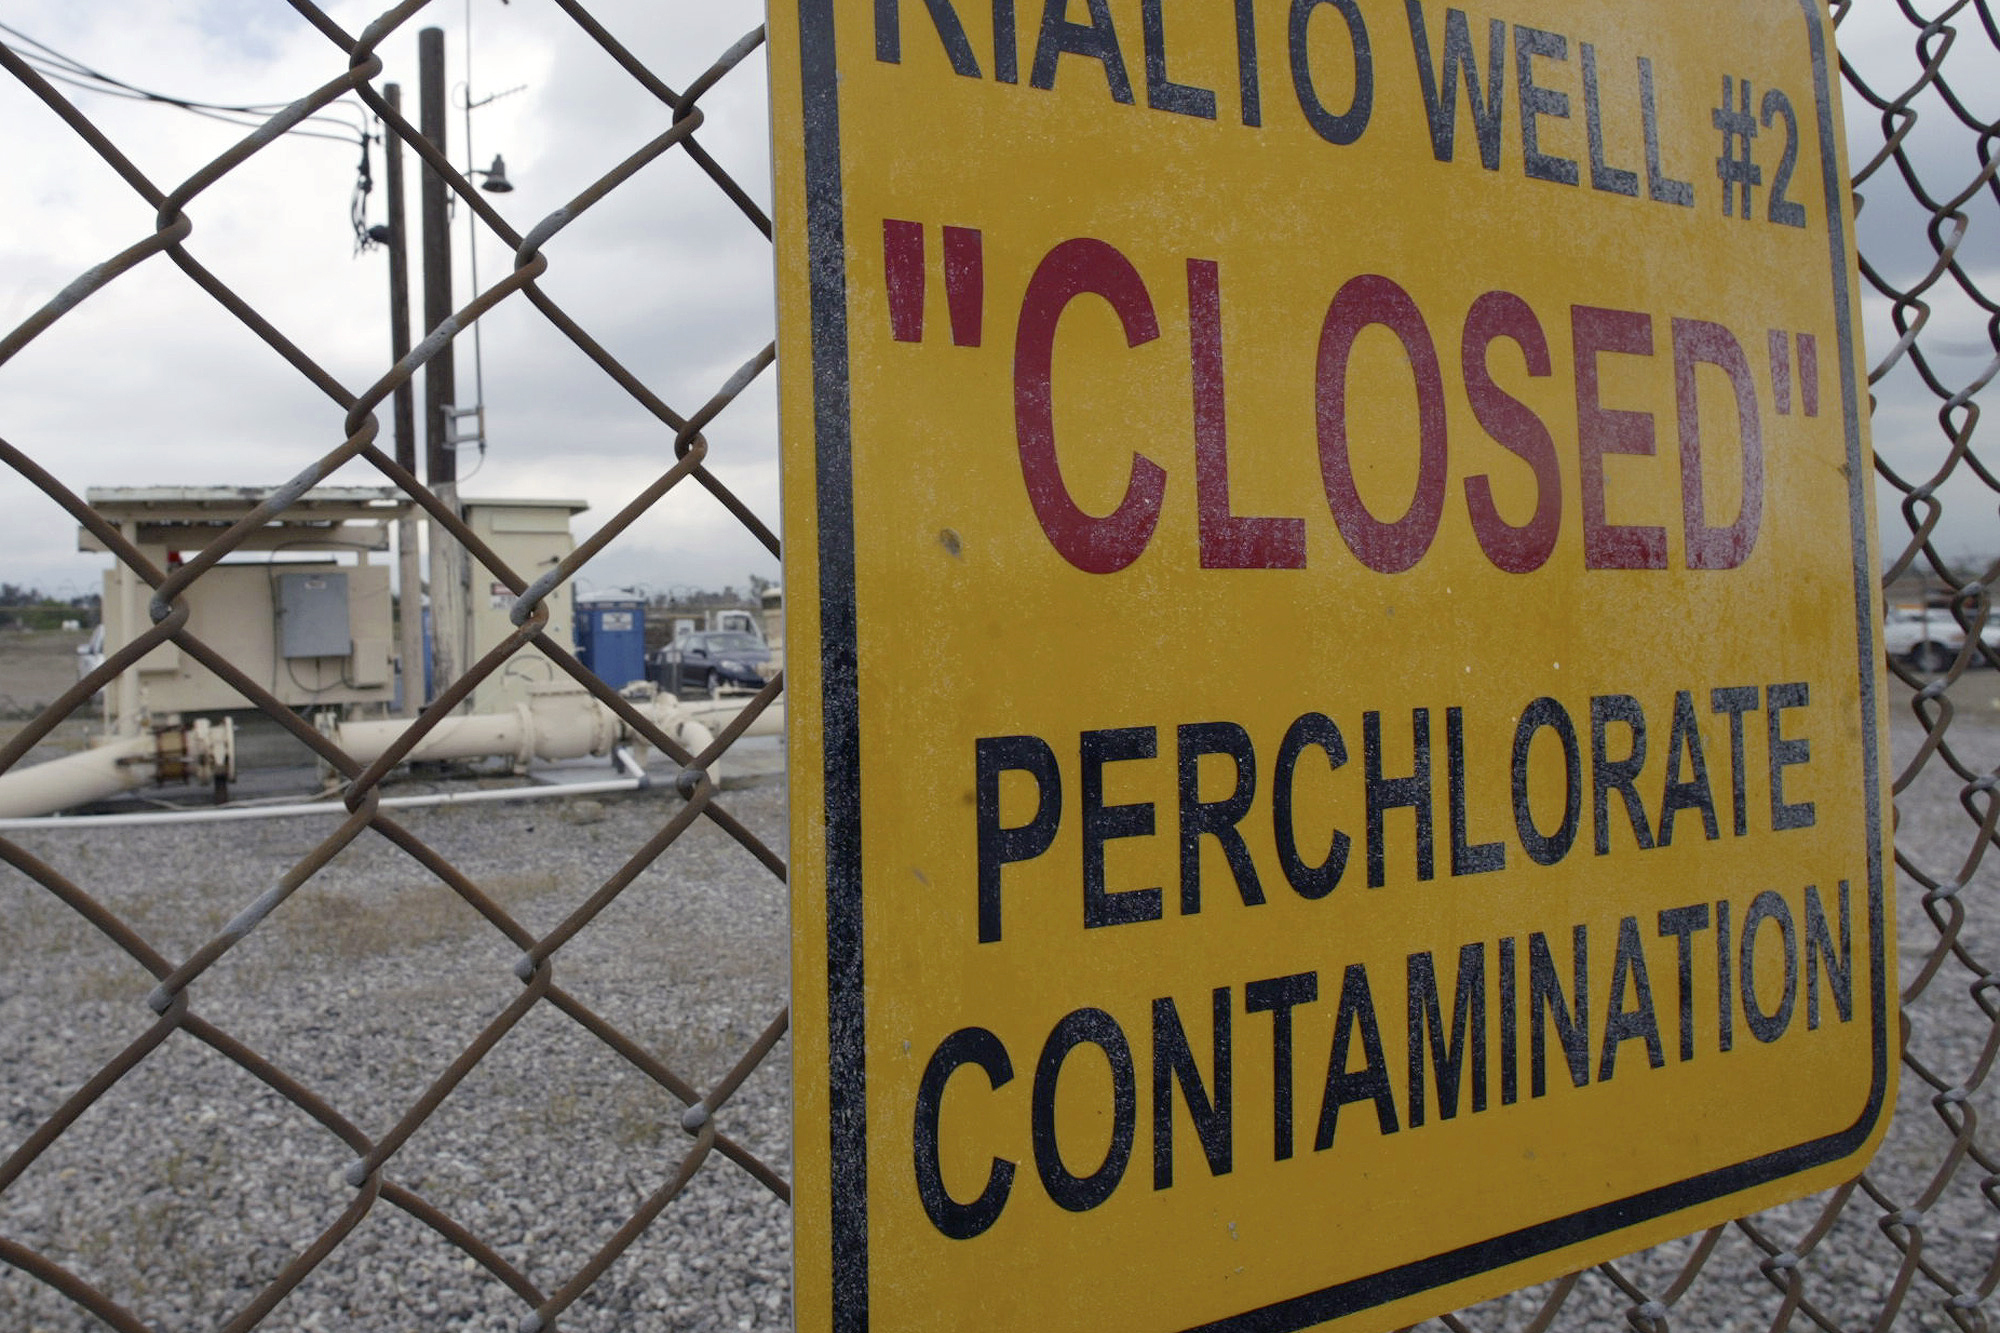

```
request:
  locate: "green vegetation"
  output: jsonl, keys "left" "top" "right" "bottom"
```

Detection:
{"left": 0, "top": 582, "right": 98, "bottom": 631}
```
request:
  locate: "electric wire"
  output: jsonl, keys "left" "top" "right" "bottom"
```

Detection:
{"left": 0, "top": 21, "right": 383, "bottom": 250}
{"left": 0, "top": 20, "right": 371, "bottom": 145}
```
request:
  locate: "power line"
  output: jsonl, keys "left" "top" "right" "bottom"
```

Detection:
{"left": 0, "top": 20, "right": 371, "bottom": 144}
{"left": 0, "top": 21, "right": 387, "bottom": 250}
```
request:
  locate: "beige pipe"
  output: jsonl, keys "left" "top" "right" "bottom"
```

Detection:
{"left": 333, "top": 707, "right": 535, "bottom": 769}
{"left": 0, "top": 719, "right": 233, "bottom": 819}
{"left": 670, "top": 696, "right": 784, "bottom": 739}
{"left": 326, "top": 685, "right": 632, "bottom": 770}
{"left": 0, "top": 683, "right": 783, "bottom": 819}
{"left": 0, "top": 734, "right": 161, "bottom": 818}
{"left": 323, "top": 685, "right": 779, "bottom": 770}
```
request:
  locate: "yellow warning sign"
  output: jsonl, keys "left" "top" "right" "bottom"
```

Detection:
{"left": 771, "top": 2, "right": 1892, "bottom": 1329}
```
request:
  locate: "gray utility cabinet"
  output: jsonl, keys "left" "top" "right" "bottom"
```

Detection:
{"left": 277, "top": 570, "right": 353, "bottom": 659}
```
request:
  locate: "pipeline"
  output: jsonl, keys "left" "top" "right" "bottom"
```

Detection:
{"left": 0, "top": 719, "right": 233, "bottom": 820}
{"left": 0, "top": 759, "right": 653, "bottom": 831}
{"left": 0, "top": 684, "right": 781, "bottom": 820}
{"left": 324, "top": 683, "right": 774, "bottom": 774}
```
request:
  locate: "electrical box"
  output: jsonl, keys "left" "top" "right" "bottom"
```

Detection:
{"left": 99, "top": 560, "right": 395, "bottom": 716}
{"left": 85, "top": 487, "right": 406, "bottom": 727}
{"left": 462, "top": 497, "right": 587, "bottom": 714}
{"left": 277, "top": 571, "right": 352, "bottom": 658}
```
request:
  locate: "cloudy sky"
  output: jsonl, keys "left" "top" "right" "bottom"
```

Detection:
{"left": 1836, "top": 3, "right": 2000, "bottom": 585}
{"left": 0, "top": 0, "right": 1993, "bottom": 608}
{"left": 0, "top": 0, "right": 780, "bottom": 604}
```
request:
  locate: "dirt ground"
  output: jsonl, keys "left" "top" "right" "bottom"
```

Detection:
{"left": 0, "top": 628, "right": 90, "bottom": 712}
{"left": 0, "top": 629, "right": 99, "bottom": 759}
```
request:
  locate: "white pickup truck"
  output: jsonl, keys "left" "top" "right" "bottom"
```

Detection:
{"left": 1883, "top": 605, "right": 1999, "bottom": 672}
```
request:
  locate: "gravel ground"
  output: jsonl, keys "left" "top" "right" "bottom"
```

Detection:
{"left": 0, "top": 777, "right": 793, "bottom": 1332}
{"left": 3, "top": 683, "right": 2000, "bottom": 1332}
{"left": 1469, "top": 680, "right": 2000, "bottom": 1333}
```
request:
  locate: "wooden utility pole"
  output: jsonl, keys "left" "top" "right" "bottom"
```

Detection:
{"left": 418, "top": 27, "right": 464, "bottom": 704}
{"left": 383, "top": 82, "right": 424, "bottom": 716}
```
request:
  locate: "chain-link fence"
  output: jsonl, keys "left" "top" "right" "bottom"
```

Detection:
{"left": 0, "top": 1, "right": 1996, "bottom": 1329}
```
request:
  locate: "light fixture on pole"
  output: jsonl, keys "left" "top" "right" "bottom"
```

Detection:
{"left": 444, "top": 149, "right": 516, "bottom": 462}
{"left": 454, "top": 64, "right": 527, "bottom": 474}
{"left": 469, "top": 154, "right": 512, "bottom": 192}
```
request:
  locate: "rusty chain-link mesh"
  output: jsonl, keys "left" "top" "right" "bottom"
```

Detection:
{"left": 0, "top": 0, "right": 1996, "bottom": 1329}
{"left": 1, "top": 2, "right": 788, "bottom": 1329}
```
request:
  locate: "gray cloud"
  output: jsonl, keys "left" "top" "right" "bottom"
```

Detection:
{"left": 0, "top": 0, "right": 1994, "bottom": 607}
{"left": 0, "top": 0, "right": 782, "bottom": 602}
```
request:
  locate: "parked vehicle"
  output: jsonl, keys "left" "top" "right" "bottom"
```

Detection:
{"left": 650, "top": 629, "right": 774, "bottom": 697}
{"left": 75, "top": 622, "right": 105, "bottom": 681}
{"left": 1882, "top": 605, "right": 2000, "bottom": 672}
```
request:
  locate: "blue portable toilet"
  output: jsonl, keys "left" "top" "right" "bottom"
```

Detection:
{"left": 573, "top": 589, "right": 648, "bottom": 690}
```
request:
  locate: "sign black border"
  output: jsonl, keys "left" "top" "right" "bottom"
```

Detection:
{"left": 791, "top": 2, "right": 1889, "bottom": 1328}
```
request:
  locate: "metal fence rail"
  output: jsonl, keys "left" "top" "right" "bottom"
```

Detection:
{"left": 0, "top": 1, "right": 1995, "bottom": 1329}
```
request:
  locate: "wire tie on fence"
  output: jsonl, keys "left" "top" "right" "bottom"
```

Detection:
{"left": 1636, "top": 1300, "right": 1670, "bottom": 1323}
{"left": 45, "top": 262, "right": 115, "bottom": 320}
{"left": 510, "top": 950, "right": 555, "bottom": 983}
{"left": 147, "top": 881, "right": 288, "bottom": 1011}
{"left": 675, "top": 766, "right": 707, "bottom": 799}
{"left": 1972, "top": 775, "right": 1999, "bottom": 795}
{"left": 1767, "top": 1251, "right": 1800, "bottom": 1271}
{"left": 519, "top": 208, "right": 572, "bottom": 264}
{"left": 409, "top": 315, "right": 462, "bottom": 370}
{"left": 1894, "top": 1208, "right": 1926, "bottom": 1229}
{"left": 1942, "top": 1086, "right": 1971, "bottom": 1104}
{"left": 512, "top": 569, "right": 560, "bottom": 626}
{"left": 680, "top": 1101, "right": 710, "bottom": 1133}
{"left": 709, "top": 346, "right": 774, "bottom": 409}
{"left": 1931, "top": 880, "right": 1964, "bottom": 902}
{"left": 356, "top": 11, "right": 399, "bottom": 49}
{"left": 1953, "top": 1293, "right": 1983, "bottom": 1309}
